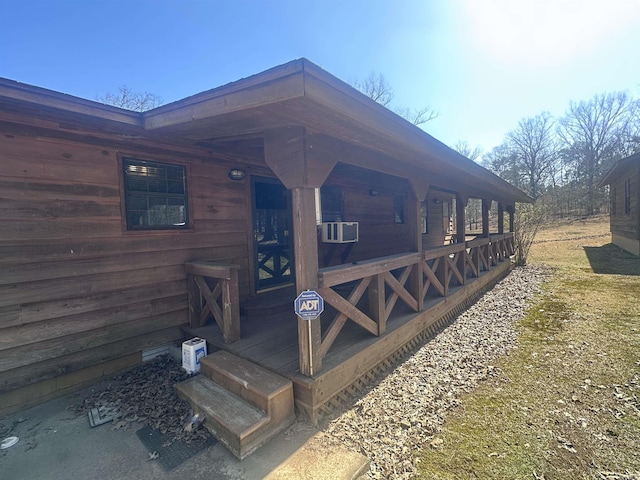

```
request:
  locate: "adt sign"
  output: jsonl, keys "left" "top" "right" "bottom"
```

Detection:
{"left": 294, "top": 290, "right": 324, "bottom": 320}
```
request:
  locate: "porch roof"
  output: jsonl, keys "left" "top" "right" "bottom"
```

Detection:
{"left": 0, "top": 58, "right": 531, "bottom": 204}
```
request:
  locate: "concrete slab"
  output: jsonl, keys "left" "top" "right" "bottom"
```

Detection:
{"left": 0, "top": 385, "right": 369, "bottom": 480}
{"left": 265, "top": 432, "right": 370, "bottom": 480}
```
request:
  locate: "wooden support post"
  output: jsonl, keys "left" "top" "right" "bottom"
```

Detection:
{"left": 472, "top": 245, "right": 480, "bottom": 274}
{"left": 291, "top": 187, "right": 322, "bottom": 376}
{"left": 508, "top": 205, "right": 515, "bottom": 232}
{"left": 368, "top": 273, "right": 386, "bottom": 335}
{"left": 456, "top": 194, "right": 467, "bottom": 244}
{"left": 436, "top": 254, "right": 449, "bottom": 296}
{"left": 482, "top": 199, "right": 490, "bottom": 238}
{"left": 406, "top": 187, "right": 425, "bottom": 311}
{"left": 222, "top": 268, "right": 240, "bottom": 342}
{"left": 498, "top": 202, "right": 504, "bottom": 234}
{"left": 264, "top": 127, "right": 337, "bottom": 377}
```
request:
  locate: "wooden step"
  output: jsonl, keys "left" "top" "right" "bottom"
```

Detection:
{"left": 175, "top": 375, "right": 271, "bottom": 460}
{"left": 175, "top": 351, "right": 295, "bottom": 460}
{"left": 200, "top": 351, "right": 294, "bottom": 421}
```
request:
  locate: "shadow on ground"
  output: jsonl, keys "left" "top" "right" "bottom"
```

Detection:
{"left": 584, "top": 243, "right": 640, "bottom": 275}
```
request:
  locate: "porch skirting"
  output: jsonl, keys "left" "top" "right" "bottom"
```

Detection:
{"left": 290, "top": 260, "right": 512, "bottom": 425}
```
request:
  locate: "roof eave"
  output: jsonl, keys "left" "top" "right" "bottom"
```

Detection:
{"left": 0, "top": 77, "right": 142, "bottom": 126}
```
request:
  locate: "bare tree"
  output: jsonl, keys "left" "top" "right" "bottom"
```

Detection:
{"left": 393, "top": 106, "right": 439, "bottom": 126}
{"left": 352, "top": 72, "right": 438, "bottom": 126}
{"left": 96, "top": 85, "right": 163, "bottom": 112}
{"left": 513, "top": 202, "right": 546, "bottom": 266}
{"left": 557, "top": 91, "right": 640, "bottom": 215}
{"left": 352, "top": 72, "right": 394, "bottom": 106}
{"left": 505, "top": 112, "right": 558, "bottom": 199}
{"left": 452, "top": 140, "right": 483, "bottom": 161}
{"left": 482, "top": 143, "right": 522, "bottom": 189}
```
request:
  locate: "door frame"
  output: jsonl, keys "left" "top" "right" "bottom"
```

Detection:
{"left": 250, "top": 175, "right": 295, "bottom": 294}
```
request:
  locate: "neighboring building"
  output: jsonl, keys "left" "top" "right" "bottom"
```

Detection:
{"left": 599, "top": 152, "right": 640, "bottom": 256}
{"left": 0, "top": 59, "right": 531, "bottom": 446}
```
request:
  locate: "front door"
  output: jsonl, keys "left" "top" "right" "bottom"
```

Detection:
{"left": 252, "top": 177, "right": 294, "bottom": 292}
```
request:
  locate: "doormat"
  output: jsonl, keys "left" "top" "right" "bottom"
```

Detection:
{"left": 135, "top": 426, "right": 217, "bottom": 471}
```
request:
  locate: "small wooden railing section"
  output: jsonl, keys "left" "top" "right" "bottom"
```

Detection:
{"left": 185, "top": 261, "right": 240, "bottom": 343}
{"left": 316, "top": 232, "right": 514, "bottom": 359}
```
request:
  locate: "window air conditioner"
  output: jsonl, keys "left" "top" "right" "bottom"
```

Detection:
{"left": 322, "top": 222, "right": 359, "bottom": 243}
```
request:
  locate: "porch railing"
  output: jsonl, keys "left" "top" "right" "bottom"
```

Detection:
{"left": 185, "top": 261, "right": 240, "bottom": 343}
{"left": 317, "top": 253, "right": 422, "bottom": 357}
{"left": 315, "top": 232, "right": 515, "bottom": 359}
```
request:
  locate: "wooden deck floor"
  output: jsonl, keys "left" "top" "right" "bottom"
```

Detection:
{"left": 187, "top": 260, "right": 511, "bottom": 422}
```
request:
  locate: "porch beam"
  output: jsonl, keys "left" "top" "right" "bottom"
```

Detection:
{"left": 291, "top": 186, "right": 322, "bottom": 376}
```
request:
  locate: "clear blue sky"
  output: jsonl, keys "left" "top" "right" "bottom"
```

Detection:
{"left": 1, "top": 0, "right": 639, "bottom": 156}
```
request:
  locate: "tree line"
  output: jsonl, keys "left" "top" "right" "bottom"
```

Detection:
{"left": 478, "top": 91, "right": 640, "bottom": 218}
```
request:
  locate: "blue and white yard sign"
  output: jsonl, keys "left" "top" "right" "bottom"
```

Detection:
{"left": 294, "top": 290, "right": 324, "bottom": 320}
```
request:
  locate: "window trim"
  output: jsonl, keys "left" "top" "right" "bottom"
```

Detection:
{"left": 120, "top": 156, "right": 191, "bottom": 232}
{"left": 611, "top": 186, "right": 616, "bottom": 216}
{"left": 624, "top": 177, "right": 631, "bottom": 215}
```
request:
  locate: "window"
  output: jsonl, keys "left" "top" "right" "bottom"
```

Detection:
{"left": 123, "top": 158, "right": 189, "bottom": 230}
{"left": 320, "top": 186, "right": 344, "bottom": 222}
{"left": 624, "top": 178, "right": 631, "bottom": 215}
{"left": 394, "top": 195, "right": 405, "bottom": 224}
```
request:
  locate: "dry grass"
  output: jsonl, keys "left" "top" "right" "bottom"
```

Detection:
{"left": 417, "top": 216, "right": 640, "bottom": 480}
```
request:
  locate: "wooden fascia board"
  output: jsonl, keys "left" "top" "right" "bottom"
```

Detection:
{"left": 139, "top": 57, "right": 530, "bottom": 204}
{"left": 0, "top": 77, "right": 141, "bottom": 126}
{"left": 143, "top": 61, "right": 307, "bottom": 130}
{"left": 301, "top": 65, "right": 532, "bottom": 204}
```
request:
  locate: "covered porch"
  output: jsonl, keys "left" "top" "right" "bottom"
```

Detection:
{"left": 185, "top": 233, "right": 514, "bottom": 422}
{"left": 144, "top": 58, "right": 529, "bottom": 423}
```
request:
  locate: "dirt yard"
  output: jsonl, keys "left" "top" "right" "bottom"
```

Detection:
{"left": 417, "top": 216, "right": 640, "bottom": 479}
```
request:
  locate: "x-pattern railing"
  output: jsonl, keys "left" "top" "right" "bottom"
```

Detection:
{"left": 185, "top": 261, "right": 240, "bottom": 344}
{"left": 317, "top": 253, "right": 421, "bottom": 357}
{"left": 314, "top": 232, "right": 516, "bottom": 359}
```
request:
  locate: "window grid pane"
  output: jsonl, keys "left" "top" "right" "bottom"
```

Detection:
{"left": 123, "top": 158, "right": 189, "bottom": 230}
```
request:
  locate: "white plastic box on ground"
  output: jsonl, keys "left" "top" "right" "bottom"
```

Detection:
{"left": 182, "top": 337, "right": 207, "bottom": 373}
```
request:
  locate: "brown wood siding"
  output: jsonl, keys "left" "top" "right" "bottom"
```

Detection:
{"left": 0, "top": 127, "right": 254, "bottom": 409}
{"left": 317, "top": 165, "right": 456, "bottom": 266}
{"left": 318, "top": 165, "right": 414, "bottom": 266}
{"left": 422, "top": 195, "right": 452, "bottom": 248}
{"left": 610, "top": 162, "right": 640, "bottom": 241}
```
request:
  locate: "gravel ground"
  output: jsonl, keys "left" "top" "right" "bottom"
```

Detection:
{"left": 69, "top": 264, "right": 548, "bottom": 478}
{"left": 321, "top": 264, "right": 550, "bottom": 479}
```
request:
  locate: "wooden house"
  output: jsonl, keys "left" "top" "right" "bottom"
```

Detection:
{"left": 0, "top": 59, "right": 531, "bottom": 452}
{"left": 599, "top": 152, "right": 640, "bottom": 256}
